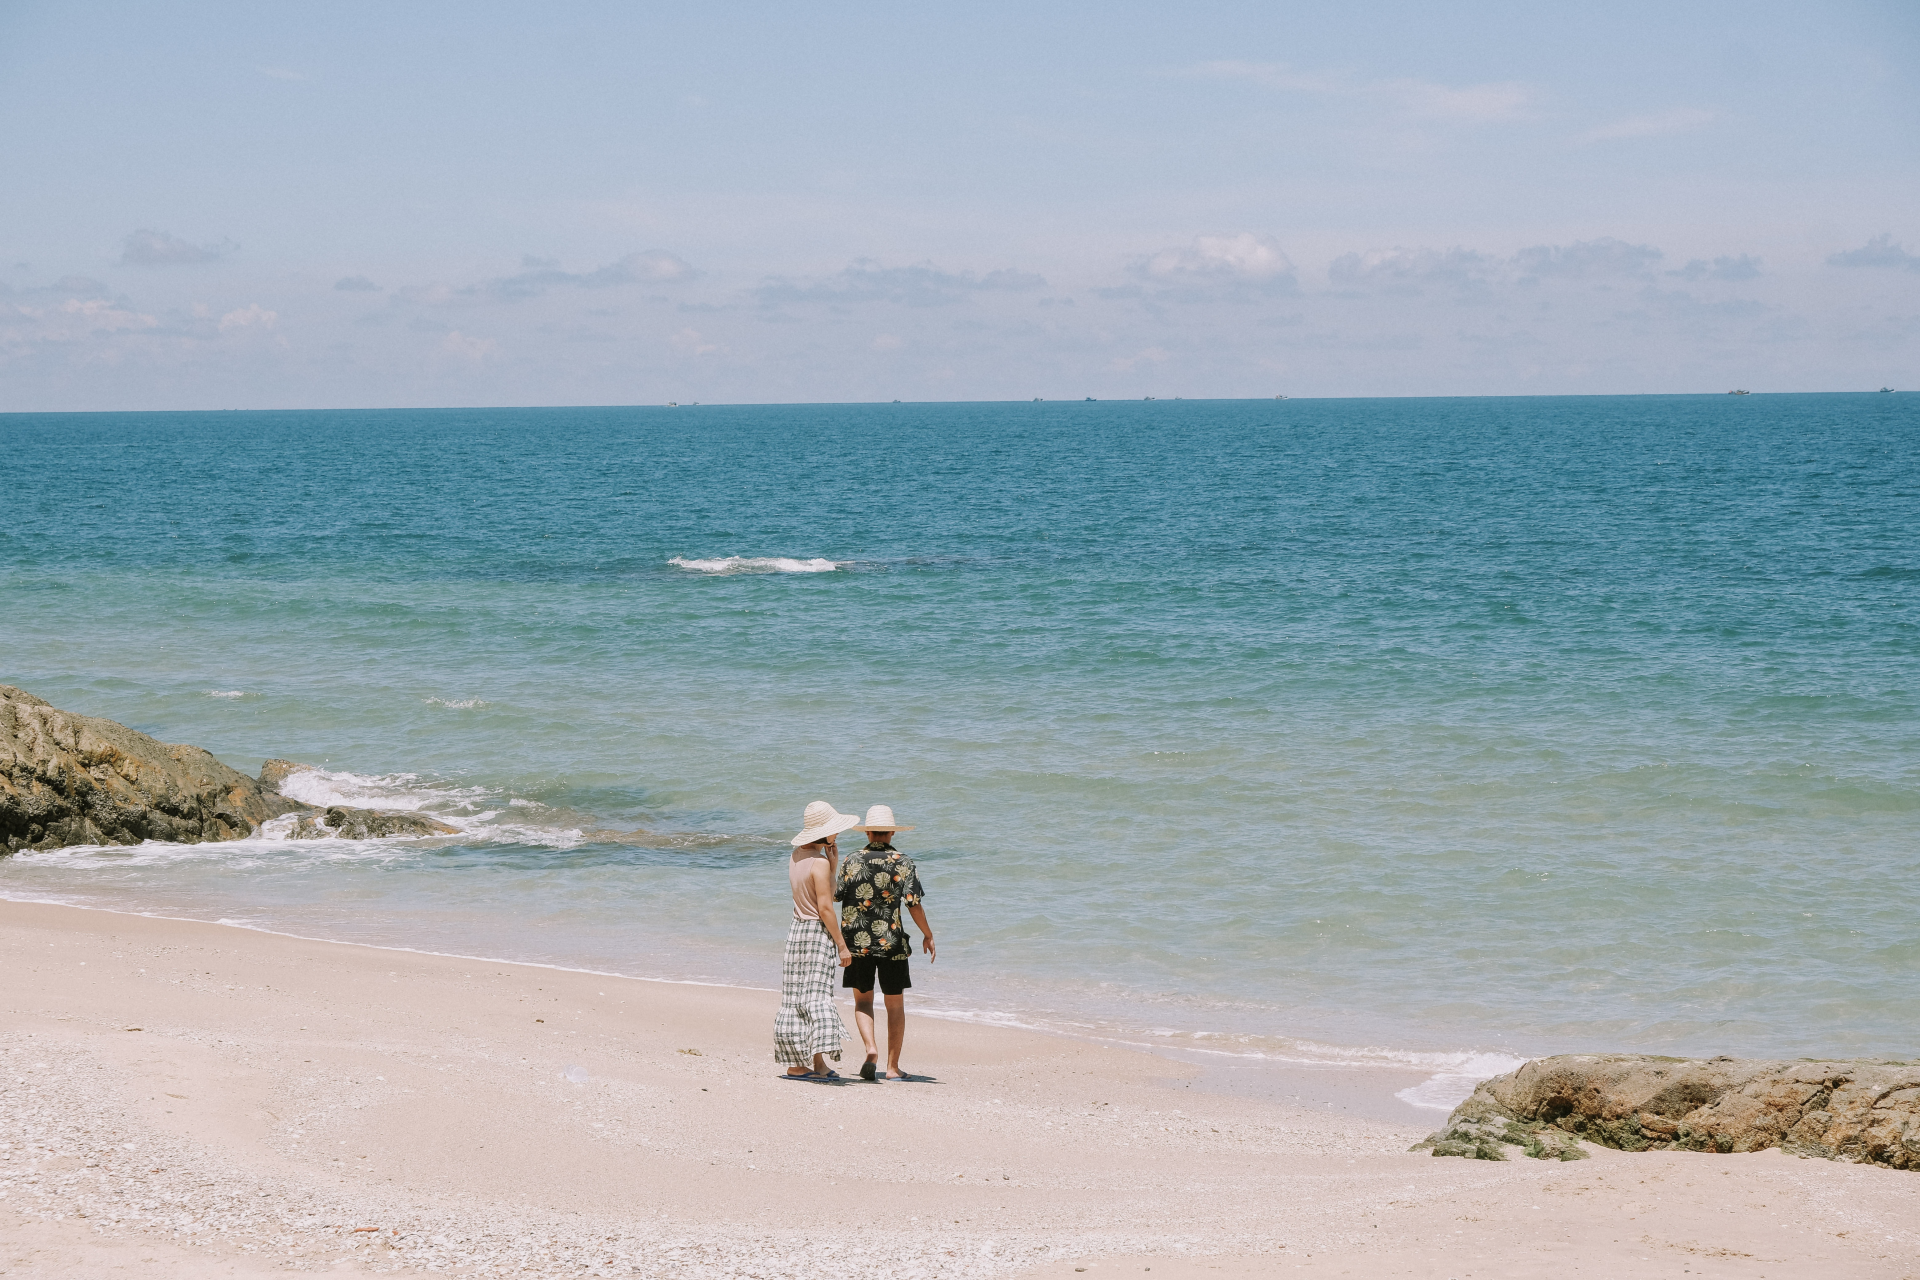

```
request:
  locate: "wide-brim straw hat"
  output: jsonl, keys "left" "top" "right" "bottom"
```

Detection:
{"left": 791, "top": 800, "right": 862, "bottom": 846}
{"left": 853, "top": 804, "right": 915, "bottom": 833}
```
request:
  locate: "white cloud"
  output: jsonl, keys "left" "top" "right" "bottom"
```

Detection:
{"left": 218, "top": 304, "right": 277, "bottom": 331}
{"left": 1581, "top": 108, "right": 1717, "bottom": 142}
{"left": 470, "top": 251, "right": 699, "bottom": 302}
{"left": 1827, "top": 234, "right": 1920, "bottom": 273}
{"left": 1669, "top": 255, "right": 1762, "bottom": 282}
{"left": 1109, "top": 346, "right": 1170, "bottom": 372}
{"left": 1329, "top": 247, "right": 1497, "bottom": 290}
{"left": 1138, "top": 233, "right": 1295, "bottom": 283}
{"left": 1192, "top": 61, "right": 1531, "bottom": 123}
{"left": 440, "top": 330, "right": 496, "bottom": 361}
{"left": 1, "top": 297, "right": 157, "bottom": 353}
{"left": 121, "top": 229, "right": 236, "bottom": 266}
{"left": 671, "top": 327, "right": 719, "bottom": 355}
{"left": 1514, "top": 238, "right": 1663, "bottom": 279}
{"left": 756, "top": 260, "right": 1045, "bottom": 308}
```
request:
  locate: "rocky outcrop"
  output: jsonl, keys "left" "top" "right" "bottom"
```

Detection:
{"left": 258, "top": 758, "right": 313, "bottom": 790}
{"left": 1417, "top": 1054, "right": 1920, "bottom": 1170}
{"left": 290, "top": 807, "right": 458, "bottom": 840}
{"left": 1, "top": 685, "right": 306, "bottom": 854}
{"left": 257, "top": 761, "right": 457, "bottom": 840}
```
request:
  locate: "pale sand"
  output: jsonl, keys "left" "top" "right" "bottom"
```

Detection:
{"left": 1, "top": 901, "right": 1913, "bottom": 1279}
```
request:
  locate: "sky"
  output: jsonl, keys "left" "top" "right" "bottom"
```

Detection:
{"left": 2, "top": 1, "right": 1917, "bottom": 409}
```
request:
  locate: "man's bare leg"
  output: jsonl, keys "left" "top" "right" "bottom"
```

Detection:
{"left": 884, "top": 992, "right": 908, "bottom": 1077}
{"left": 852, "top": 988, "right": 880, "bottom": 1076}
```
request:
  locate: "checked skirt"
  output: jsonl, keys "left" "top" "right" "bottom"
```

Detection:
{"left": 773, "top": 917, "right": 846, "bottom": 1066}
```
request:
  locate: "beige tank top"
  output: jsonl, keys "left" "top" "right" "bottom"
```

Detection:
{"left": 789, "top": 849, "right": 827, "bottom": 921}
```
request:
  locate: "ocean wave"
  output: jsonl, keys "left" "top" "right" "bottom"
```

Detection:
{"left": 205, "top": 690, "right": 249, "bottom": 699}
{"left": 423, "top": 697, "right": 488, "bottom": 709}
{"left": 667, "top": 555, "right": 844, "bottom": 574}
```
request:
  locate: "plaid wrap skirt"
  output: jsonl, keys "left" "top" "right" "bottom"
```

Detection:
{"left": 773, "top": 917, "right": 846, "bottom": 1066}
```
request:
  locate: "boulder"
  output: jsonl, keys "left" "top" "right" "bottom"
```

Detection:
{"left": 1416, "top": 1054, "right": 1920, "bottom": 1170}
{"left": 289, "top": 806, "right": 458, "bottom": 840}
{"left": 258, "top": 758, "right": 315, "bottom": 790}
{"left": 1, "top": 685, "right": 306, "bottom": 854}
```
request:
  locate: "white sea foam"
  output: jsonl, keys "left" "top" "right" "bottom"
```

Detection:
{"left": 205, "top": 690, "right": 248, "bottom": 698}
{"left": 921, "top": 1007, "right": 1527, "bottom": 1109}
{"left": 668, "top": 555, "right": 843, "bottom": 574}
{"left": 423, "top": 697, "right": 488, "bottom": 709}
{"left": 1394, "top": 1053, "right": 1530, "bottom": 1111}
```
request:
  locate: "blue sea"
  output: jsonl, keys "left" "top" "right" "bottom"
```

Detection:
{"left": 3, "top": 395, "right": 1916, "bottom": 1105}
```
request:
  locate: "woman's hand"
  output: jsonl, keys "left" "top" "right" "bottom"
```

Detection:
{"left": 838, "top": 946, "right": 853, "bottom": 967}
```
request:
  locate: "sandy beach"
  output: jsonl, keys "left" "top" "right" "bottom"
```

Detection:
{"left": 0, "top": 901, "right": 1910, "bottom": 1279}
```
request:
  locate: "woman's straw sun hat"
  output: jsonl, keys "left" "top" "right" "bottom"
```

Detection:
{"left": 853, "top": 804, "right": 915, "bottom": 833}
{"left": 791, "top": 800, "right": 862, "bottom": 847}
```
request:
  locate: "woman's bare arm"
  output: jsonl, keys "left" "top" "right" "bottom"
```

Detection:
{"left": 812, "top": 860, "right": 852, "bottom": 966}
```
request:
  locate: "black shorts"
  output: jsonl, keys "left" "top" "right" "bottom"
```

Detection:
{"left": 842, "top": 956, "right": 911, "bottom": 995}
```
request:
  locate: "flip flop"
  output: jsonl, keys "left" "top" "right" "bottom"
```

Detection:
{"left": 859, "top": 1060, "right": 877, "bottom": 1082}
{"left": 780, "top": 1071, "right": 826, "bottom": 1082}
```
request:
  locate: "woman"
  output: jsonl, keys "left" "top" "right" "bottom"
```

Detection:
{"left": 775, "top": 800, "right": 859, "bottom": 1080}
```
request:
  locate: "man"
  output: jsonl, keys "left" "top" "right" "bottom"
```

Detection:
{"left": 836, "top": 804, "right": 935, "bottom": 1081}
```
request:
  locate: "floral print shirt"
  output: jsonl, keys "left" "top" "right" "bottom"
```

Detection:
{"left": 834, "top": 845, "right": 926, "bottom": 960}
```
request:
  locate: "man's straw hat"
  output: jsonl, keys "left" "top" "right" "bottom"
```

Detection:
{"left": 853, "top": 804, "right": 914, "bottom": 833}
{"left": 791, "top": 800, "right": 861, "bottom": 847}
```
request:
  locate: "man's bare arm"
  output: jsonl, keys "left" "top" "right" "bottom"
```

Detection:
{"left": 908, "top": 902, "right": 935, "bottom": 961}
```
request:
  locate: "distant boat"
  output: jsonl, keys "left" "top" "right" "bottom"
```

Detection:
{"left": 1274, "top": 395, "right": 1288, "bottom": 400}
{"left": 1879, "top": 387, "right": 1895, "bottom": 393}
{"left": 1727, "top": 389, "right": 1750, "bottom": 396}
{"left": 892, "top": 399, "right": 901, "bottom": 403}
{"left": 1033, "top": 397, "right": 1043, "bottom": 402}
{"left": 1144, "top": 396, "right": 1156, "bottom": 401}
{"left": 1084, "top": 397, "right": 1096, "bottom": 402}
{"left": 666, "top": 401, "right": 678, "bottom": 407}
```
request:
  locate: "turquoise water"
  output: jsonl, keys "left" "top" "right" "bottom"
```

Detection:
{"left": 3, "top": 396, "right": 1916, "bottom": 1094}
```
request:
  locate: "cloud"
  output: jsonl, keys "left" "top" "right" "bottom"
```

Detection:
{"left": 755, "top": 260, "right": 1045, "bottom": 308}
{"left": 1192, "top": 61, "right": 1530, "bottom": 122}
{"left": 1514, "top": 237, "right": 1662, "bottom": 279}
{"left": 440, "top": 330, "right": 496, "bottom": 361}
{"left": 217, "top": 304, "right": 277, "bottom": 332}
{"left": 671, "top": 327, "right": 719, "bottom": 355}
{"left": 1329, "top": 246, "right": 1497, "bottom": 291}
{"left": 1827, "top": 234, "right": 1920, "bottom": 273}
{"left": 470, "top": 251, "right": 699, "bottom": 302}
{"left": 1137, "top": 233, "right": 1296, "bottom": 285}
{"left": 121, "top": 229, "right": 236, "bottom": 266}
{"left": 1581, "top": 108, "right": 1717, "bottom": 142}
{"left": 1109, "top": 346, "right": 1170, "bottom": 372}
{"left": 1669, "top": 255, "right": 1762, "bottom": 282}
{"left": 334, "top": 275, "right": 381, "bottom": 292}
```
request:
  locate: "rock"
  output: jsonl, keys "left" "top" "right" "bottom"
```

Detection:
{"left": 289, "top": 806, "right": 458, "bottom": 840}
{"left": 1, "top": 685, "right": 307, "bottom": 854}
{"left": 1413, "top": 1095, "right": 1590, "bottom": 1162}
{"left": 258, "top": 759, "right": 316, "bottom": 790}
{"left": 1415, "top": 1054, "right": 1920, "bottom": 1171}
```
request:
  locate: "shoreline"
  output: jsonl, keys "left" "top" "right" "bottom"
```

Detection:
{"left": 4, "top": 899, "right": 1915, "bottom": 1278}
{"left": 0, "top": 892, "right": 1473, "bottom": 1124}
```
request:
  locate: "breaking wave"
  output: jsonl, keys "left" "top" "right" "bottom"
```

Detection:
{"left": 668, "top": 556, "right": 843, "bottom": 574}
